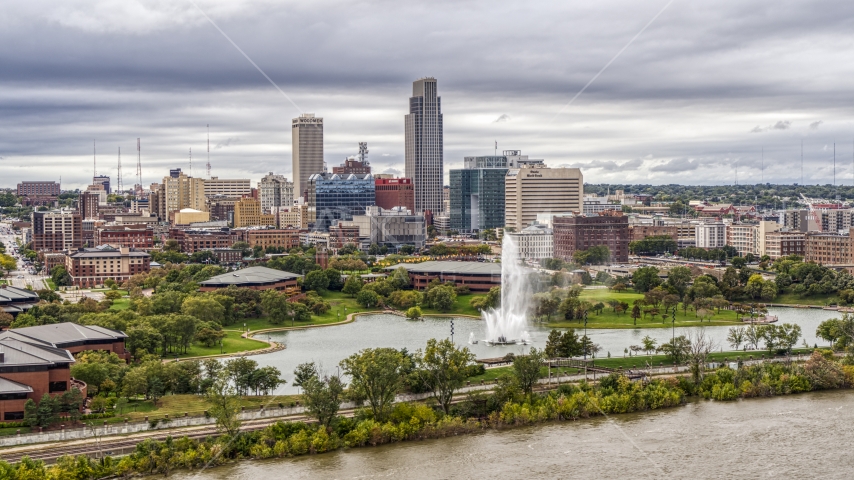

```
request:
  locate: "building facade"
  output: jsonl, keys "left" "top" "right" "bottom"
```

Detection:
{"left": 203, "top": 177, "right": 252, "bottom": 198}
{"left": 504, "top": 165, "right": 583, "bottom": 232}
{"left": 169, "top": 229, "right": 240, "bottom": 253}
{"left": 258, "top": 173, "right": 294, "bottom": 214}
{"left": 292, "top": 113, "right": 324, "bottom": 199}
{"left": 66, "top": 246, "right": 151, "bottom": 288}
{"left": 765, "top": 231, "right": 806, "bottom": 260}
{"left": 328, "top": 224, "right": 362, "bottom": 249}
{"left": 17, "top": 181, "right": 60, "bottom": 197}
{"left": 405, "top": 77, "right": 443, "bottom": 214}
{"left": 93, "top": 175, "right": 111, "bottom": 194}
{"left": 32, "top": 211, "right": 83, "bottom": 252}
{"left": 805, "top": 232, "right": 851, "bottom": 265}
{"left": 232, "top": 198, "right": 276, "bottom": 228}
{"left": 552, "top": 212, "right": 629, "bottom": 263}
{"left": 160, "top": 170, "right": 206, "bottom": 219}
{"left": 375, "top": 178, "right": 415, "bottom": 213}
{"left": 450, "top": 167, "right": 507, "bottom": 233}
{"left": 306, "top": 173, "right": 375, "bottom": 231}
{"left": 79, "top": 191, "right": 100, "bottom": 220}
{"left": 96, "top": 226, "right": 154, "bottom": 249}
{"left": 508, "top": 223, "right": 553, "bottom": 261}
{"left": 242, "top": 229, "right": 301, "bottom": 250}
{"left": 695, "top": 222, "right": 727, "bottom": 249}
{"left": 347, "top": 206, "right": 426, "bottom": 249}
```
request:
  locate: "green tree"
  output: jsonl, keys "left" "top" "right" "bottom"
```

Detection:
{"left": 632, "top": 266, "right": 662, "bottom": 292}
{"left": 302, "top": 373, "right": 346, "bottom": 427}
{"left": 424, "top": 285, "right": 457, "bottom": 312}
{"left": 641, "top": 335, "right": 657, "bottom": 357}
{"left": 303, "top": 270, "right": 331, "bottom": 292}
{"left": 324, "top": 268, "right": 344, "bottom": 291}
{"left": 666, "top": 266, "right": 692, "bottom": 296}
{"left": 406, "top": 306, "right": 422, "bottom": 320}
{"left": 292, "top": 362, "right": 318, "bottom": 389}
{"left": 36, "top": 393, "right": 58, "bottom": 428}
{"left": 388, "top": 267, "right": 411, "bottom": 290}
{"left": 23, "top": 399, "right": 38, "bottom": 428}
{"left": 415, "top": 338, "right": 476, "bottom": 413}
{"left": 342, "top": 274, "right": 364, "bottom": 297}
{"left": 727, "top": 326, "right": 746, "bottom": 350}
{"left": 260, "top": 290, "right": 292, "bottom": 325}
{"left": 181, "top": 296, "right": 225, "bottom": 324}
{"left": 340, "top": 348, "right": 410, "bottom": 421}
{"left": 657, "top": 335, "right": 690, "bottom": 364}
{"left": 356, "top": 289, "right": 381, "bottom": 308}
{"left": 512, "top": 348, "right": 545, "bottom": 398}
{"left": 205, "top": 376, "right": 242, "bottom": 437}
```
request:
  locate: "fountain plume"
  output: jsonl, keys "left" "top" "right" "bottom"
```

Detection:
{"left": 482, "top": 234, "right": 532, "bottom": 344}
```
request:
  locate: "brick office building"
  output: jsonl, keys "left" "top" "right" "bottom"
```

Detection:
{"left": 32, "top": 211, "right": 83, "bottom": 252}
{"left": 198, "top": 266, "right": 302, "bottom": 294}
{"left": 241, "top": 228, "right": 301, "bottom": 250}
{"left": 553, "top": 211, "right": 629, "bottom": 263}
{"left": 66, "top": 246, "right": 151, "bottom": 288}
{"left": 17, "top": 181, "right": 60, "bottom": 197}
{"left": 96, "top": 226, "right": 154, "bottom": 249}
{"left": 169, "top": 229, "right": 240, "bottom": 253}
{"left": 329, "top": 224, "right": 362, "bottom": 249}
{"left": 374, "top": 178, "right": 415, "bottom": 213}
{"left": 385, "top": 261, "right": 503, "bottom": 292}
{"left": 0, "top": 338, "right": 76, "bottom": 422}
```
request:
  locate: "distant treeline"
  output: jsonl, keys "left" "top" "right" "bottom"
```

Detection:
{"left": 584, "top": 184, "right": 854, "bottom": 207}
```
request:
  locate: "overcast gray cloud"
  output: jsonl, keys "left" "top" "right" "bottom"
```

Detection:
{"left": 3, "top": 0, "right": 854, "bottom": 189}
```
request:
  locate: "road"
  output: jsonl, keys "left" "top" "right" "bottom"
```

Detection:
{"left": 0, "top": 221, "right": 48, "bottom": 290}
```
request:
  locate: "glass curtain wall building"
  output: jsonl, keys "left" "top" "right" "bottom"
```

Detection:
{"left": 307, "top": 173, "right": 376, "bottom": 231}
{"left": 450, "top": 151, "right": 543, "bottom": 233}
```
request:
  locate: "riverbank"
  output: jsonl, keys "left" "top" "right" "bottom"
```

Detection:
{"left": 3, "top": 350, "right": 850, "bottom": 478}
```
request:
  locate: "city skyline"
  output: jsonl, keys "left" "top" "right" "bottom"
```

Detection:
{"left": 5, "top": 1, "right": 854, "bottom": 188}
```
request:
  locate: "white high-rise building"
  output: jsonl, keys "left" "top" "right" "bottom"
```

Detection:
{"left": 504, "top": 165, "right": 583, "bottom": 232}
{"left": 292, "top": 113, "right": 324, "bottom": 200}
{"left": 203, "top": 177, "right": 251, "bottom": 198}
{"left": 258, "top": 172, "right": 294, "bottom": 214}
{"left": 405, "top": 78, "right": 443, "bottom": 214}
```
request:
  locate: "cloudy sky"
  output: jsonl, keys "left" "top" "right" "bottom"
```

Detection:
{"left": 3, "top": 0, "right": 854, "bottom": 190}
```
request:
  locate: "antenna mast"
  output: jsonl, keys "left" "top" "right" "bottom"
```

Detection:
{"left": 136, "top": 138, "right": 142, "bottom": 190}
{"left": 93, "top": 140, "right": 97, "bottom": 178}
{"left": 117, "top": 147, "right": 123, "bottom": 194}
{"left": 206, "top": 124, "right": 211, "bottom": 179}
{"left": 801, "top": 140, "right": 804, "bottom": 185}
{"left": 761, "top": 147, "right": 764, "bottom": 184}
{"left": 189, "top": 148, "right": 193, "bottom": 177}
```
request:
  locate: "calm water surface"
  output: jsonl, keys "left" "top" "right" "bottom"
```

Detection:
{"left": 254, "top": 308, "right": 839, "bottom": 394}
{"left": 174, "top": 389, "right": 854, "bottom": 479}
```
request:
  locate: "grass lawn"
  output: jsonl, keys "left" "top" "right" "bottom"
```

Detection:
{"left": 44, "top": 278, "right": 57, "bottom": 290}
{"left": 109, "top": 298, "right": 130, "bottom": 310}
{"left": 110, "top": 394, "right": 301, "bottom": 422}
{"left": 548, "top": 305, "right": 744, "bottom": 329}
{"left": 579, "top": 288, "right": 644, "bottom": 303}
{"left": 421, "top": 293, "right": 484, "bottom": 318}
{"left": 772, "top": 292, "right": 837, "bottom": 306}
{"left": 173, "top": 330, "right": 268, "bottom": 359}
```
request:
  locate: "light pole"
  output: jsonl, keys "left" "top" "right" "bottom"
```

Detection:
{"left": 450, "top": 319, "right": 455, "bottom": 344}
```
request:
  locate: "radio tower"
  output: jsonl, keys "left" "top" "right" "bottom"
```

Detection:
{"left": 117, "top": 147, "right": 123, "bottom": 194}
{"left": 136, "top": 138, "right": 142, "bottom": 192}
{"left": 93, "top": 140, "right": 97, "bottom": 178}
{"left": 189, "top": 148, "right": 193, "bottom": 177}
{"left": 206, "top": 124, "right": 211, "bottom": 179}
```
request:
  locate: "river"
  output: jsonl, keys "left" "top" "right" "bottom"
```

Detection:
{"left": 252, "top": 307, "right": 840, "bottom": 394}
{"left": 172, "top": 389, "right": 854, "bottom": 479}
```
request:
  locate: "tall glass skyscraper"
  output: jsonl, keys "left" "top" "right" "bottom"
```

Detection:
{"left": 405, "top": 78, "right": 443, "bottom": 214}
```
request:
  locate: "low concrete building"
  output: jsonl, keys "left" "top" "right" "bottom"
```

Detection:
{"left": 0, "top": 323, "right": 129, "bottom": 361}
{"left": 386, "top": 261, "right": 502, "bottom": 292}
{"left": 173, "top": 208, "right": 211, "bottom": 225}
{"left": 198, "top": 266, "right": 302, "bottom": 294}
{"left": 0, "top": 285, "right": 40, "bottom": 317}
{"left": 347, "top": 206, "right": 426, "bottom": 250}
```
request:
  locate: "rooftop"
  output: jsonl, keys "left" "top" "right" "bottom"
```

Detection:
{"left": 0, "top": 323, "right": 127, "bottom": 348}
{"left": 0, "top": 337, "right": 75, "bottom": 368}
{"left": 0, "top": 285, "right": 41, "bottom": 314}
{"left": 199, "top": 266, "right": 302, "bottom": 287}
{"left": 0, "top": 376, "right": 34, "bottom": 395}
{"left": 385, "top": 261, "right": 502, "bottom": 276}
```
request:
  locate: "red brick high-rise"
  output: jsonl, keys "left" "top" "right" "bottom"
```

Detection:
{"left": 553, "top": 211, "right": 629, "bottom": 263}
{"left": 375, "top": 178, "right": 415, "bottom": 213}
